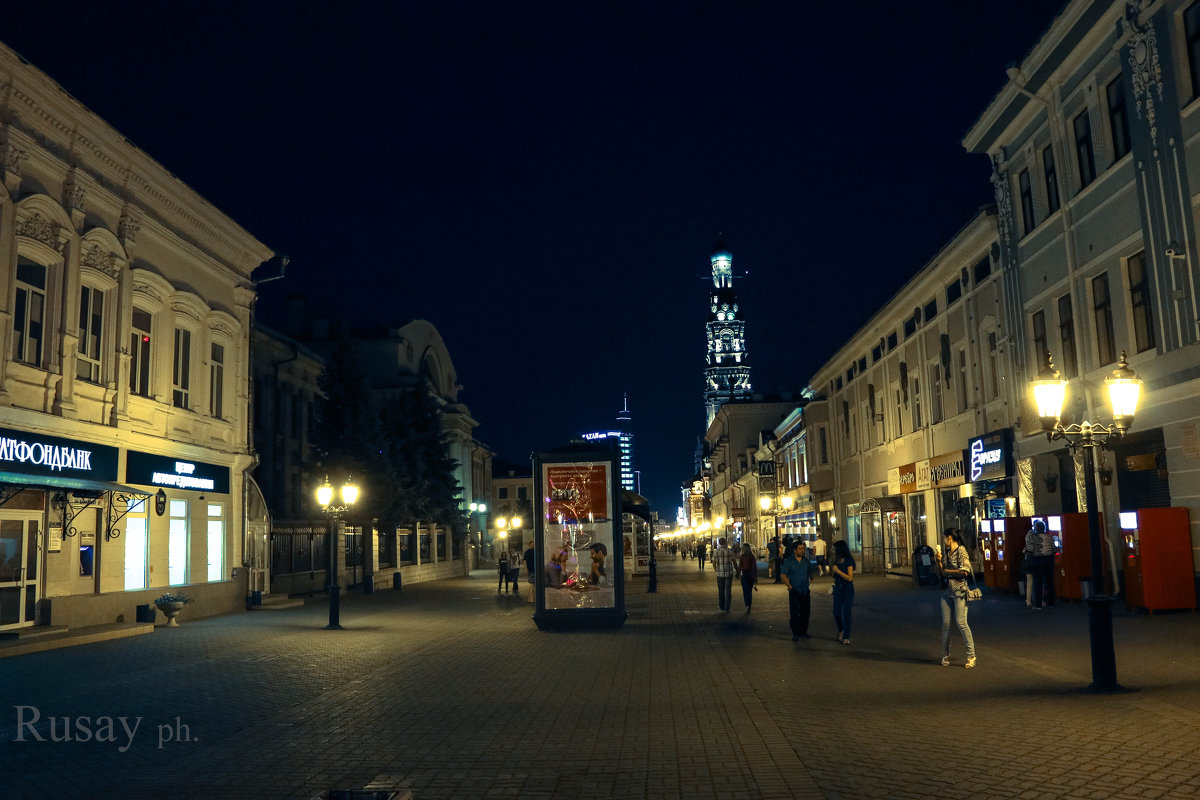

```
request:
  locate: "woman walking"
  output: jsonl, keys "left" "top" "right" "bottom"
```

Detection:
{"left": 936, "top": 528, "right": 977, "bottom": 668}
{"left": 737, "top": 542, "right": 758, "bottom": 613}
{"left": 830, "top": 540, "right": 855, "bottom": 645}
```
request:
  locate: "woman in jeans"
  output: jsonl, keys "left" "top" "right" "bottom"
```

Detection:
{"left": 737, "top": 542, "right": 758, "bottom": 613}
{"left": 936, "top": 528, "right": 977, "bottom": 669}
{"left": 830, "top": 540, "right": 855, "bottom": 645}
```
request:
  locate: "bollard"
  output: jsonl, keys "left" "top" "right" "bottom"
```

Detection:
{"left": 648, "top": 558, "right": 657, "bottom": 593}
{"left": 393, "top": 572, "right": 402, "bottom": 591}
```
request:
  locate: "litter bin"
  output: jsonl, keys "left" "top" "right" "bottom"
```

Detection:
{"left": 393, "top": 572, "right": 402, "bottom": 591}
{"left": 136, "top": 604, "right": 156, "bottom": 623}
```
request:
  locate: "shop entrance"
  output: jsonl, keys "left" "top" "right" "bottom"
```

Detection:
{"left": 0, "top": 512, "right": 42, "bottom": 630}
{"left": 860, "top": 497, "right": 908, "bottom": 574}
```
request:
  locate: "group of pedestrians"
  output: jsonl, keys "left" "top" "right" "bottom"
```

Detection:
{"left": 497, "top": 542, "right": 537, "bottom": 594}
{"left": 710, "top": 530, "right": 979, "bottom": 669}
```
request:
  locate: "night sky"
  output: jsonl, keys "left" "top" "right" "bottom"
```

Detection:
{"left": 2, "top": 2, "right": 1064, "bottom": 517}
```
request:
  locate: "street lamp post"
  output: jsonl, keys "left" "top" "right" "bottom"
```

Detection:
{"left": 1031, "top": 351, "right": 1141, "bottom": 692}
{"left": 316, "top": 475, "right": 360, "bottom": 630}
{"left": 468, "top": 501, "right": 487, "bottom": 563}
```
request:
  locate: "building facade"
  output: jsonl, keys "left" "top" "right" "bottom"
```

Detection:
{"left": 809, "top": 211, "right": 1015, "bottom": 573}
{"left": 965, "top": 0, "right": 1200, "bottom": 579}
{"left": 0, "top": 43, "right": 274, "bottom": 630}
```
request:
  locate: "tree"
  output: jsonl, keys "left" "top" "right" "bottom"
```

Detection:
{"left": 311, "top": 335, "right": 462, "bottom": 529}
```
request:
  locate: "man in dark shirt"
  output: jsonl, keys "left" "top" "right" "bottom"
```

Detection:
{"left": 781, "top": 541, "right": 814, "bottom": 641}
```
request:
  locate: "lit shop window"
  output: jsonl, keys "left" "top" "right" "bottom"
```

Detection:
{"left": 169, "top": 499, "right": 189, "bottom": 585}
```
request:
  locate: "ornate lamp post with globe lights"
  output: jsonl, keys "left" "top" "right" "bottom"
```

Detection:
{"left": 316, "top": 475, "right": 359, "bottom": 630}
{"left": 1030, "top": 351, "right": 1141, "bottom": 692}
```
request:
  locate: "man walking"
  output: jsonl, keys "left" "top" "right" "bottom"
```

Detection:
{"left": 697, "top": 540, "right": 708, "bottom": 571}
{"left": 812, "top": 536, "right": 828, "bottom": 576}
{"left": 711, "top": 537, "right": 736, "bottom": 612}
{"left": 768, "top": 536, "right": 782, "bottom": 583}
{"left": 781, "top": 540, "right": 814, "bottom": 640}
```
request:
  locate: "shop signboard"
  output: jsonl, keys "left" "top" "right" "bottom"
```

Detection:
{"left": 929, "top": 450, "right": 966, "bottom": 488}
{"left": 0, "top": 425, "right": 118, "bottom": 482}
{"left": 915, "top": 460, "right": 932, "bottom": 491}
{"left": 968, "top": 429, "right": 1013, "bottom": 482}
{"left": 896, "top": 463, "right": 918, "bottom": 494}
{"left": 533, "top": 448, "right": 626, "bottom": 630}
{"left": 125, "top": 451, "right": 230, "bottom": 494}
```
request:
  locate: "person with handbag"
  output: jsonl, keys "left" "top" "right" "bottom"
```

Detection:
{"left": 1024, "top": 519, "right": 1056, "bottom": 610}
{"left": 935, "top": 528, "right": 977, "bottom": 668}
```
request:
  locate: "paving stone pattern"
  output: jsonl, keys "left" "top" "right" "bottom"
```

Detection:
{"left": 2, "top": 558, "right": 1198, "bottom": 799}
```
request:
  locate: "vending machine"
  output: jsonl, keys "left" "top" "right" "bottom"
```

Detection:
{"left": 1048, "top": 512, "right": 1108, "bottom": 601}
{"left": 1122, "top": 507, "right": 1196, "bottom": 612}
{"left": 982, "top": 516, "right": 1028, "bottom": 594}
{"left": 979, "top": 519, "right": 996, "bottom": 588}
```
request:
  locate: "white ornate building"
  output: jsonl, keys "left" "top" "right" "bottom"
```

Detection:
{"left": 0, "top": 42, "right": 274, "bottom": 630}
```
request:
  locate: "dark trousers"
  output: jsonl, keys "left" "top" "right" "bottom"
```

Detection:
{"left": 788, "top": 589, "right": 811, "bottom": 637}
{"left": 1032, "top": 555, "right": 1055, "bottom": 608}
{"left": 833, "top": 583, "right": 854, "bottom": 637}
{"left": 507, "top": 566, "right": 520, "bottom": 593}
{"left": 740, "top": 574, "right": 755, "bottom": 608}
{"left": 499, "top": 567, "right": 510, "bottom": 591}
{"left": 773, "top": 558, "right": 784, "bottom": 583}
{"left": 716, "top": 575, "right": 733, "bottom": 611}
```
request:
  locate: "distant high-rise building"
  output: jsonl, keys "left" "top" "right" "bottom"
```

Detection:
{"left": 704, "top": 238, "right": 752, "bottom": 428}
{"left": 580, "top": 395, "right": 636, "bottom": 493}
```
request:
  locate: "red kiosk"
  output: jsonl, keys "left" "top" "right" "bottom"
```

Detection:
{"left": 1121, "top": 507, "right": 1196, "bottom": 612}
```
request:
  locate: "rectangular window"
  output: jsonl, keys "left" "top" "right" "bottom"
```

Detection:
{"left": 130, "top": 306, "right": 152, "bottom": 397}
{"left": 946, "top": 278, "right": 962, "bottom": 306}
{"left": 1032, "top": 310, "right": 1048, "bottom": 369}
{"left": 871, "top": 345, "right": 882, "bottom": 362}
{"left": 517, "top": 486, "right": 528, "bottom": 500}
{"left": 1187, "top": 2, "right": 1200, "bottom": 100}
{"left": 894, "top": 389, "right": 904, "bottom": 437}
{"left": 956, "top": 349, "right": 969, "bottom": 413}
{"left": 1128, "top": 251, "right": 1156, "bottom": 353}
{"left": 973, "top": 256, "right": 991, "bottom": 284}
{"left": 886, "top": 332, "right": 897, "bottom": 350}
{"left": 173, "top": 328, "right": 191, "bottom": 409}
{"left": 904, "top": 317, "right": 917, "bottom": 337}
{"left": 13, "top": 259, "right": 46, "bottom": 367}
{"left": 498, "top": 487, "right": 509, "bottom": 499}
{"left": 1093, "top": 272, "right": 1117, "bottom": 365}
{"left": 1107, "top": 76, "right": 1131, "bottom": 161}
{"left": 912, "top": 378, "right": 923, "bottom": 430}
{"left": 1043, "top": 145, "right": 1060, "bottom": 215}
{"left": 123, "top": 497, "right": 148, "bottom": 591}
{"left": 1018, "top": 168, "right": 1036, "bottom": 233}
{"left": 930, "top": 365, "right": 944, "bottom": 425}
{"left": 207, "top": 503, "right": 224, "bottom": 582}
{"left": 818, "top": 427, "right": 828, "bottom": 465}
{"left": 924, "top": 299, "right": 938, "bottom": 322}
{"left": 209, "top": 342, "right": 225, "bottom": 418}
{"left": 76, "top": 285, "right": 105, "bottom": 383}
{"left": 1058, "top": 294, "right": 1079, "bottom": 378}
{"left": 169, "top": 499, "right": 188, "bottom": 586}
{"left": 987, "top": 332, "right": 1000, "bottom": 400}
{"left": 1074, "top": 111, "right": 1096, "bottom": 189}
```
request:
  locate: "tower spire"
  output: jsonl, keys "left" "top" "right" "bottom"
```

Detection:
{"left": 703, "top": 237, "right": 752, "bottom": 428}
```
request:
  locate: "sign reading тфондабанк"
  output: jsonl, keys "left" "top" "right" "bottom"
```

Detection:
{"left": 0, "top": 426, "right": 118, "bottom": 481}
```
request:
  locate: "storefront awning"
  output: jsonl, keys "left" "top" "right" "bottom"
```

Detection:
{"left": 0, "top": 469, "right": 150, "bottom": 496}
{"left": 862, "top": 495, "right": 905, "bottom": 513}
{"left": 0, "top": 470, "right": 152, "bottom": 542}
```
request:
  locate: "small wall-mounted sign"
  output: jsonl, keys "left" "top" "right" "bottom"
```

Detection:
{"left": 48, "top": 524, "right": 63, "bottom": 552}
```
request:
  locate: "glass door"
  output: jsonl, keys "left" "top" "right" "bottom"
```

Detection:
{"left": 0, "top": 514, "right": 41, "bottom": 629}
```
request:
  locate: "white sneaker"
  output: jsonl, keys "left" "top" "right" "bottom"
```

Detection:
{"left": 965, "top": 657, "right": 977, "bottom": 669}
{"left": 940, "top": 656, "right": 950, "bottom": 667}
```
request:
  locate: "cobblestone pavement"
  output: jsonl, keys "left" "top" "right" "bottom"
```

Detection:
{"left": 2, "top": 557, "right": 1199, "bottom": 800}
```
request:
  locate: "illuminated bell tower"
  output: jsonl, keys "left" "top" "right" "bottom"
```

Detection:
{"left": 704, "top": 238, "right": 752, "bottom": 428}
